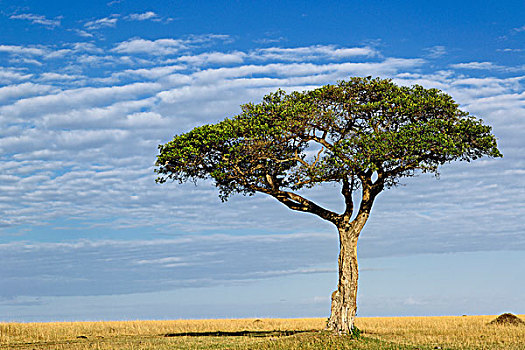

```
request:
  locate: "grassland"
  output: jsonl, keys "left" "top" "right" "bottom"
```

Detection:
{"left": 1, "top": 315, "right": 524, "bottom": 349}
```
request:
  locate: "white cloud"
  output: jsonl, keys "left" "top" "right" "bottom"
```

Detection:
{"left": 43, "top": 49, "right": 73, "bottom": 60}
{"left": 254, "top": 36, "right": 287, "bottom": 44}
{"left": 39, "top": 73, "right": 84, "bottom": 82}
{"left": 251, "top": 267, "right": 336, "bottom": 277}
{"left": 9, "top": 57, "right": 43, "bottom": 66}
{"left": 109, "top": 65, "right": 185, "bottom": 81}
{"left": 111, "top": 35, "right": 232, "bottom": 55}
{"left": 112, "top": 38, "right": 186, "bottom": 55}
{"left": 450, "top": 61, "right": 504, "bottom": 70}
{"left": 0, "top": 67, "right": 33, "bottom": 84}
{"left": 31, "top": 97, "right": 159, "bottom": 130}
{"left": 253, "top": 45, "right": 377, "bottom": 61}
{"left": 10, "top": 13, "right": 61, "bottom": 28}
{"left": 512, "top": 24, "right": 525, "bottom": 33}
{"left": 0, "top": 43, "right": 100, "bottom": 61}
{"left": 0, "top": 45, "right": 47, "bottom": 56}
{"left": 84, "top": 15, "right": 119, "bottom": 30}
{"left": 135, "top": 256, "right": 183, "bottom": 264}
{"left": 74, "top": 54, "right": 137, "bottom": 67}
{"left": 498, "top": 48, "right": 524, "bottom": 53}
{"left": 0, "top": 83, "right": 56, "bottom": 104}
{"left": 71, "top": 42, "right": 104, "bottom": 54}
{"left": 126, "top": 11, "right": 160, "bottom": 21}
{"left": 73, "top": 29, "right": 95, "bottom": 38}
{"left": 175, "top": 51, "right": 247, "bottom": 65}
{"left": 0, "top": 82, "right": 161, "bottom": 121}
{"left": 123, "top": 112, "right": 167, "bottom": 128}
{"left": 423, "top": 45, "right": 447, "bottom": 59}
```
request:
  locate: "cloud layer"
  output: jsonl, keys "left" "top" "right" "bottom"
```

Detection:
{"left": 0, "top": 233, "right": 336, "bottom": 298}
{"left": 1, "top": 34, "right": 524, "bottom": 307}
{"left": 1, "top": 38, "right": 523, "bottom": 237}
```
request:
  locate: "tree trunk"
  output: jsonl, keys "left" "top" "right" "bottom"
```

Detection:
{"left": 327, "top": 226, "right": 359, "bottom": 334}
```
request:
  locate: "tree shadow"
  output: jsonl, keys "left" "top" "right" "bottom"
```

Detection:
{"left": 164, "top": 329, "right": 317, "bottom": 338}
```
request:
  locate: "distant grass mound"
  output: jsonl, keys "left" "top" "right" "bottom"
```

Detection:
{"left": 489, "top": 313, "right": 525, "bottom": 326}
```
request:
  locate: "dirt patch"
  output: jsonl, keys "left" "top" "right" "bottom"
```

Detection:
{"left": 489, "top": 313, "right": 525, "bottom": 326}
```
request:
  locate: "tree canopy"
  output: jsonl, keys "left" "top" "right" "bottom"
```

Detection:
{"left": 156, "top": 77, "right": 501, "bottom": 223}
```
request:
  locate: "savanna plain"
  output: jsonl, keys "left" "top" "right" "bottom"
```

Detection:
{"left": 1, "top": 315, "right": 524, "bottom": 350}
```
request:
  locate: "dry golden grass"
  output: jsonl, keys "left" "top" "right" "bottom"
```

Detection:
{"left": 0, "top": 318, "right": 327, "bottom": 350}
{"left": 356, "top": 314, "right": 525, "bottom": 350}
{"left": 1, "top": 315, "right": 524, "bottom": 349}
{"left": 0, "top": 318, "right": 322, "bottom": 343}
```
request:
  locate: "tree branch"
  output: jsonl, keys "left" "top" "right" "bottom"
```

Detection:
{"left": 349, "top": 173, "right": 385, "bottom": 234}
{"left": 341, "top": 176, "right": 354, "bottom": 220}
{"left": 253, "top": 185, "right": 341, "bottom": 224}
{"left": 307, "top": 135, "right": 334, "bottom": 151}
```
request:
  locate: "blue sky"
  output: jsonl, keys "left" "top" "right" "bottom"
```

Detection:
{"left": 0, "top": 0, "right": 524, "bottom": 322}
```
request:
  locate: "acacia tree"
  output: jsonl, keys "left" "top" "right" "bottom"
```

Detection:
{"left": 155, "top": 77, "right": 501, "bottom": 334}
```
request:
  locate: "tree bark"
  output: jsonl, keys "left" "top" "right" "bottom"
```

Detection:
{"left": 326, "top": 176, "right": 382, "bottom": 334}
{"left": 327, "top": 225, "right": 360, "bottom": 334}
